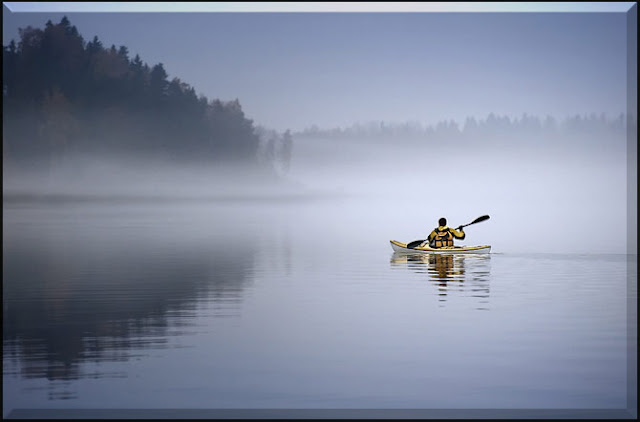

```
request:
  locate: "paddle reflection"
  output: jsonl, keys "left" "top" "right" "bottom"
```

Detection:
{"left": 390, "top": 253, "right": 492, "bottom": 308}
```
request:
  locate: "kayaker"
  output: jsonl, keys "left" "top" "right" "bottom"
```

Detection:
{"left": 425, "top": 218, "right": 465, "bottom": 248}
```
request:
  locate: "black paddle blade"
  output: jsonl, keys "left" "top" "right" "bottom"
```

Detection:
{"left": 406, "top": 240, "right": 426, "bottom": 249}
{"left": 470, "top": 215, "right": 490, "bottom": 224}
{"left": 458, "top": 215, "right": 490, "bottom": 229}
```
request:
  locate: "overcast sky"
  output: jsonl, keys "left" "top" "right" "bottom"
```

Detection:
{"left": 2, "top": 2, "right": 633, "bottom": 132}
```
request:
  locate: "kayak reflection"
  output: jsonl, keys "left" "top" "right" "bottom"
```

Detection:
{"left": 390, "top": 252, "right": 492, "bottom": 308}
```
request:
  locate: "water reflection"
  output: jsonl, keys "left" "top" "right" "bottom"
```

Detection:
{"left": 390, "top": 253, "right": 492, "bottom": 309}
{"left": 3, "top": 205, "right": 257, "bottom": 398}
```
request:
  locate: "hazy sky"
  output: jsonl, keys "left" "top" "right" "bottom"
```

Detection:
{"left": 2, "top": 2, "right": 633, "bottom": 132}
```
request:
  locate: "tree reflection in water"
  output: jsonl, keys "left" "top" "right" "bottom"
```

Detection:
{"left": 3, "top": 210, "right": 257, "bottom": 400}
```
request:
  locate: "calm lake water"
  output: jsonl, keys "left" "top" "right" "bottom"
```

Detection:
{"left": 3, "top": 195, "right": 636, "bottom": 418}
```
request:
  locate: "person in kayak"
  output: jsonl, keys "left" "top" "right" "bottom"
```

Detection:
{"left": 426, "top": 218, "right": 465, "bottom": 248}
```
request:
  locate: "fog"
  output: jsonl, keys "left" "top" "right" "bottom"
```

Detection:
{"left": 289, "top": 132, "right": 629, "bottom": 255}
{"left": 2, "top": 7, "right": 635, "bottom": 417}
{"left": 3, "top": 125, "right": 630, "bottom": 256}
{"left": 3, "top": 153, "right": 303, "bottom": 201}
{"left": 3, "top": 6, "right": 634, "bottom": 256}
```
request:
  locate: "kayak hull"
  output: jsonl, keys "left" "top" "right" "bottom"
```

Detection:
{"left": 390, "top": 240, "right": 491, "bottom": 254}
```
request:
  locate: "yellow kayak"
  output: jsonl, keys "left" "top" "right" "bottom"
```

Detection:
{"left": 390, "top": 240, "right": 491, "bottom": 254}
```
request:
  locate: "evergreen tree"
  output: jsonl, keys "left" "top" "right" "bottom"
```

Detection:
{"left": 2, "top": 16, "right": 265, "bottom": 169}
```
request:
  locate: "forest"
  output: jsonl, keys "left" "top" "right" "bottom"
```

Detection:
{"left": 2, "top": 16, "right": 291, "bottom": 173}
{"left": 2, "top": 16, "right": 632, "bottom": 180}
{"left": 297, "top": 112, "right": 631, "bottom": 149}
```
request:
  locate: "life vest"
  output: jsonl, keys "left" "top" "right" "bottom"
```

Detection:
{"left": 431, "top": 227, "right": 454, "bottom": 248}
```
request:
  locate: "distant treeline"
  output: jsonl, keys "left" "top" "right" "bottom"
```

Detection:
{"left": 296, "top": 112, "right": 632, "bottom": 148}
{"left": 2, "top": 16, "right": 289, "bottom": 171}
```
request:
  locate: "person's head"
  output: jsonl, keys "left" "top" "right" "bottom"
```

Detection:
{"left": 439, "top": 217, "right": 447, "bottom": 227}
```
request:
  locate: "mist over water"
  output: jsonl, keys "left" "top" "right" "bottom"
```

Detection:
{"left": 3, "top": 7, "right": 635, "bottom": 416}
{"left": 3, "top": 125, "right": 633, "bottom": 416}
{"left": 290, "top": 131, "right": 628, "bottom": 254}
{"left": 3, "top": 126, "right": 628, "bottom": 255}
{"left": 3, "top": 158, "right": 632, "bottom": 415}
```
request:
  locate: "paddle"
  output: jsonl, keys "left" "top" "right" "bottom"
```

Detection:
{"left": 406, "top": 215, "right": 490, "bottom": 249}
